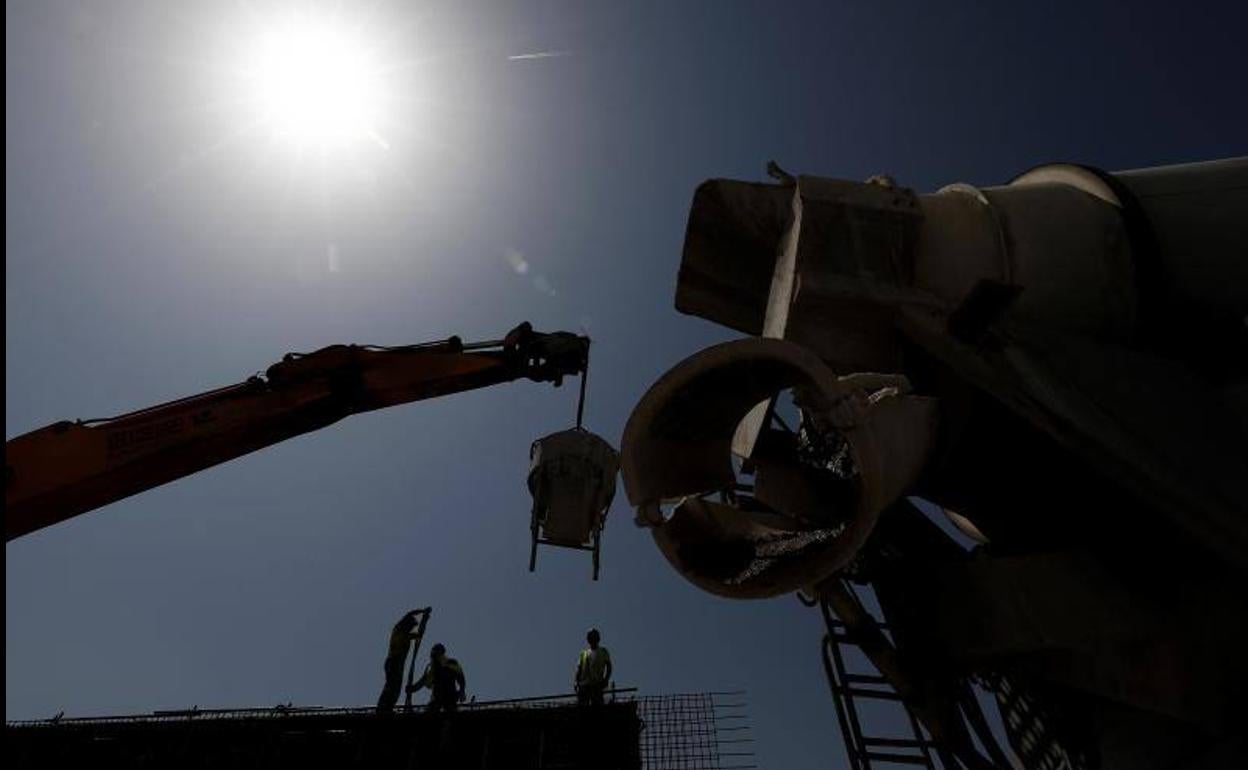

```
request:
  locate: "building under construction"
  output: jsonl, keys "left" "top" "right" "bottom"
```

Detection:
{"left": 6, "top": 691, "right": 755, "bottom": 770}
{"left": 7, "top": 156, "right": 1245, "bottom": 770}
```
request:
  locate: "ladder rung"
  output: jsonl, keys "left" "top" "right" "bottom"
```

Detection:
{"left": 861, "top": 736, "right": 933, "bottom": 748}
{"left": 843, "top": 687, "right": 904, "bottom": 701}
{"left": 843, "top": 673, "right": 889, "bottom": 685}
{"left": 828, "top": 618, "right": 892, "bottom": 630}
{"left": 861, "top": 750, "right": 933, "bottom": 765}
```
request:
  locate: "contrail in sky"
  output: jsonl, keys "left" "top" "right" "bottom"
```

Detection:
{"left": 508, "top": 50, "right": 572, "bottom": 61}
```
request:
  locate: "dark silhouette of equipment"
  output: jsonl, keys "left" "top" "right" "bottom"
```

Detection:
{"left": 5, "top": 323, "right": 588, "bottom": 541}
{"left": 621, "top": 158, "right": 1248, "bottom": 770}
{"left": 401, "top": 609, "right": 433, "bottom": 712}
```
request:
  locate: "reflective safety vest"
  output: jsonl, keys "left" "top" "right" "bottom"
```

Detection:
{"left": 576, "top": 646, "right": 611, "bottom": 687}
{"left": 417, "top": 658, "right": 465, "bottom": 703}
{"left": 387, "top": 618, "right": 417, "bottom": 658}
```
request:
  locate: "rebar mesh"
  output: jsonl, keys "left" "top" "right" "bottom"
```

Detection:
{"left": 636, "top": 692, "right": 756, "bottom": 770}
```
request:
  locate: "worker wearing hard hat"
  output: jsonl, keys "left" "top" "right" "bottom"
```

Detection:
{"left": 574, "top": 628, "right": 613, "bottom": 706}
{"left": 376, "top": 610, "right": 423, "bottom": 713}
{"left": 409, "top": 643, "right": 467, "bottom": 712}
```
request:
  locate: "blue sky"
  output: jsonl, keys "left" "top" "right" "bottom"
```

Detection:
{"left": 7, "top": 2, "right": 1247, "bottom": 768}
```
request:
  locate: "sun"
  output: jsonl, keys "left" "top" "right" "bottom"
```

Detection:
{"left": 245, "top": 17, "right": 386, "bottom": 151}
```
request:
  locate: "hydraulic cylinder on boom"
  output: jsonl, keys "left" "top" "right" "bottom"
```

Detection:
{"left": 5, "top": 322, "right": 588, "bottom": 541}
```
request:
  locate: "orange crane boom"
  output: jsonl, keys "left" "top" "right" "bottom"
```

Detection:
{"left": 5, "top": 322, "right": 589, "bottom": 541}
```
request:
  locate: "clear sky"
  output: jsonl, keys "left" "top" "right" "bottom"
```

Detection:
{"left": 6, "top": 2, "right": 1247, "bottom": 768}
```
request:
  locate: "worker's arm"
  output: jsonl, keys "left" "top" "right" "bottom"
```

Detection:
{"left": 450, "top": 660, "right": 467, "bottom": 701}
{"left": 602, "top": 649, "right": 613, "bottom": 683}
{"left": 409, "top": 664, "right": 432, "bottom": 693}
{"left": 5, "top": 323, "right": 588, "bottom": 540}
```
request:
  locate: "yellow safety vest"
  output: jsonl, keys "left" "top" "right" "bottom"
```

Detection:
{"left": 577, "top": 646, "right": 611, "bottom": 686}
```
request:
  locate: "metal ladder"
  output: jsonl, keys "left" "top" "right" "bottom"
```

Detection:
{"left": 816, "top": 595, "right": 939, "bottom": 770}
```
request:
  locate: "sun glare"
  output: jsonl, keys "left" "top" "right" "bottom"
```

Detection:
{"left": 247, "top": 18, "right": 385, "bottom": 150}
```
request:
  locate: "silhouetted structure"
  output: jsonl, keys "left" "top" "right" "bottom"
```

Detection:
{"left": 622, "top": 158, "right": 1248, "bottom": 769}
{"left": 7, "top": 691, "right": 754, "bottom": 770}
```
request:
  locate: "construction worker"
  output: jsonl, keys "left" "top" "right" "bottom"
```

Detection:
{"left": 409, "top": 643, "right": 467, "bottom": 712}
{"left": 376, "top": 610, "right": 423, "bottom": 713}
{"left": 574, "top": 628, "right": 613, "bottom": 706}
